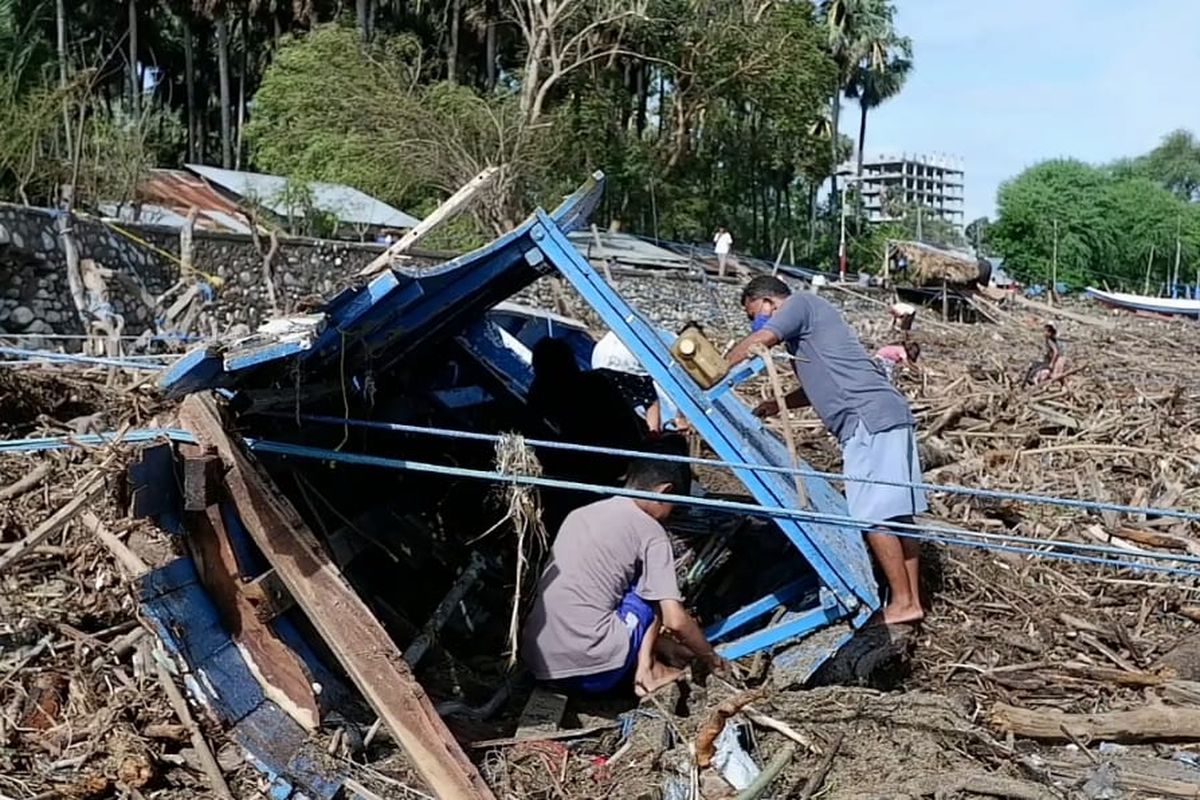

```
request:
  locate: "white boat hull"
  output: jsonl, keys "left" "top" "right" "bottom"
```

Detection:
{"left": 1085, "top": 287, "right": 1200, "bottom": 317}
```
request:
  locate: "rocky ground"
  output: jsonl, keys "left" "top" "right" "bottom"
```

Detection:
{"left": 3, "top": 279, "right": 1200, "bottom": 799}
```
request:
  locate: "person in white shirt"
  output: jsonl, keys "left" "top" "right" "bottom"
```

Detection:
{"left": 889, "top": 301, "right": 917, "bottom": 337}
{"left": 713, "top": 226, "right": 733, "bottom": 277}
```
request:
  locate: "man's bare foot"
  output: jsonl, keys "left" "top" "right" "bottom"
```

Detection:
{"left": 870, "top": 602, "right": 925, "bottom": 627}
{"left": 634, "top": 664, "right": 684, "bottom": 697}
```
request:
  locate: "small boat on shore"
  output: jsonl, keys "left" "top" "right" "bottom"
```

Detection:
{"left": 1085, "top": 287, "right": 1200, "bottom": 318}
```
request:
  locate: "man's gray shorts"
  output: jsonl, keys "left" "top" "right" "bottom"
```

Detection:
{"left": 842, "top": 421, "right": 927, "bottom": 526}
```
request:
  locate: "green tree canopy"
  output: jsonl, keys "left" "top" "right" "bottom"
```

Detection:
{"left": 992, "top": 155, "right": 1200, "bottom": 289}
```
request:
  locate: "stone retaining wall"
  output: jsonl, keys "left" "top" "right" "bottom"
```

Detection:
{"left": 0, "top": 204, "right": 390, "bottom": 342}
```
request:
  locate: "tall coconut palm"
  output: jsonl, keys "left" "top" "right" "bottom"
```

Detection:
{"left": 819, "top": 0, "right": 890, "bottom": 217}
{"left": 846, "top": 13, "right": 910, "bottom": 180}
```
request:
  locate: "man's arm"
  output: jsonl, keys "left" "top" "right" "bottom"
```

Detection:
{"left": 753, "top": 386, "right": 809, "bottom": 418}
{"left": 725, "top": 329, "right": 780, "bottom": 366}
{"left": 659, "top": 598, "right": 727, "bottom": 673}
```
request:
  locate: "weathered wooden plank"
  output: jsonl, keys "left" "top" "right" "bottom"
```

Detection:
{"left": 243, "top": 569, "right": 295, "bottom": 623}
{"left": 183, "top": 449, "right": 224, "bottom": 511}
{"left": 360, "top": 167, "right": 499, "bottom": 277}
{"left": 187, "top": 505, "right": 320, "bottom": 731}
{"left": 179, "top": 394, "right": 494, "bottom": 800}
{"left": 514, "top": 687, "right": 568, "bottom": 741}
{"left": 990, "top": 702, "right": 1200, "bottom": 743}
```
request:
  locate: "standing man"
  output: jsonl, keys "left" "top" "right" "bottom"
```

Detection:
{"left": 522, "top": 457, "right": 728, "bottom": 695}
{"left": 713, "top": 225, "right": 734, "bottom": 278}
{"left": 726, "top": 276, "right": 927, "bottom": 625}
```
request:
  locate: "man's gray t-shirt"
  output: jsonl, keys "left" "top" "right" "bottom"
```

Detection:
{"left": 763, "top": 293, "right": 913, "bottom": 441}
{"left": 522, "top": 497, "right": 682, "bottom": 680}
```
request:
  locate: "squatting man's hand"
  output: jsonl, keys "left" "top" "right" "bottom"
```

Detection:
{"left": 752, "top": 398, "right": 780, "bottom": 418}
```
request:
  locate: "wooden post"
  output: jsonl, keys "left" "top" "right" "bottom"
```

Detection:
{"left": 1173, "top": 215, "right": 1182, "bottom": 296}
{"left": 1050, "top": 218, "right": 1058, "bottom": 307}
{"left": 1144, "top": 244, "right": 1155, "bottom": 295}
{"left": 360, "top": 167, "right": 499, "bottom": 277}
{"left": 881, "top": 239, "right": 890, "bottom": 287}
{"left": 941, "top": 278, "right": 948, "bottom": 322}
{"left": 771, "top": 237, "right": 788, "bottom": 276}
{"left": 753, "top": 344, "right": 809, "bottom": 509}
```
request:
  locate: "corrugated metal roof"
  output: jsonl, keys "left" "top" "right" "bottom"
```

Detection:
{"left": 130, "top": 169, "right": 255, "bottom": 233}
{"left": 186, "top": 164, "right": 421, "bottom": 230}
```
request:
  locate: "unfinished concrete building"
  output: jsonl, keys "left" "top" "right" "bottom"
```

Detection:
{"left": 853, "top": 152, "right": 965, "bottom": 229}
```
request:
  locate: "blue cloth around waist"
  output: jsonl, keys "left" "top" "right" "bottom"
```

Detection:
{"left": 548, "top": 590, "right": 656, "bottom": 695}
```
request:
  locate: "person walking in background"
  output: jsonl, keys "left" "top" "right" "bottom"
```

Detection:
{"left": 713, "top": 225, "right": 734, "bottom": 278}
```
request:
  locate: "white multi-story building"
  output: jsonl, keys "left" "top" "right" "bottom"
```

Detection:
{"left": 845, "top": 152, "right": 965, "bottom": 229}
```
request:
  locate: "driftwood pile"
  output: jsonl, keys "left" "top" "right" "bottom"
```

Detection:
{"left": 3, "top": 292, "right": 1200, "bottom": 799}
{"left": 0, "top": 373, "right": 261, "bottom": 799}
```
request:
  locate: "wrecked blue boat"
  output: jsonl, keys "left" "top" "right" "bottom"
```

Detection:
{"left": 139, "top": 172, "right": 879, "bottom": 798}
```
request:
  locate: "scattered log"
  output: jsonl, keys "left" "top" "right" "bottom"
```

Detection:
{"left": 796, "top": 731, "right": 843, "bottom": 800}
{"left": 80, "top": 512, "right": 148, "bottom": 578}
{"left": 154, "top": 655, "right": 234, "bottom": 800}
{"left": 0, "top": 472, "right": 106, "bottom": 574}
{"left": 990, "top": 702, "right": 1200, "bottom": 743}
{"left": 735, "top": 742, "right": 796, "bottom": 800}
{"left": 0, "top": 462, "right": 53, "bottom": 501}
{"left": 468, "top": 723, "right": 618, "bottom": 749}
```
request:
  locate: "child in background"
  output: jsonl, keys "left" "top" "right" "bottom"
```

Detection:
{"left": 875, "top": 341, "right": 921, "bottom": 381}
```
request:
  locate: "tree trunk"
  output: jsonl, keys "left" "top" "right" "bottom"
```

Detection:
{"left": 447, "top": 0, "right": 460, "bottom": 84}
{"left": 635, "top": 63, "right": 648, "bottom": 136}
{"left": 829, "top": 86, "right": 842, "bottom": 269}
{"left": 184, "top": 24, "right": 196, "bottom": 162}
{"left": 56, "top": 0, "right": 71, "bottom": 157}
{"left": 356, "top": 0, "right": 370, "bottom": 42}
{"left": 856, "top": 101, "right": 869, "bottom": 178}
{"left": 235, "top": 14, "right": 247, "bottom": 170}
{"left": 215, "top": 16, "right": 232, "bottom": 168}
{"left": 807, "top": 183, "right": 817, "bottom": 257}
{"left": 485, "top": 18, "right": 497, "bottom": 89}
{"left": 128, "top": 0, "right": 139, "bottom": 116}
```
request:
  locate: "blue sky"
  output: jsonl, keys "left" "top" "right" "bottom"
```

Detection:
{"left": 862, "top": 0, "right": 1200, "bottom": 222}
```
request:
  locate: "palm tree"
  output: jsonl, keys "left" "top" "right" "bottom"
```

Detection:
{"left": 847, "top": 25, "right": 911, "bottom": 181}
{"left": 819, "top": 0, "right": 891, "bottom": 217}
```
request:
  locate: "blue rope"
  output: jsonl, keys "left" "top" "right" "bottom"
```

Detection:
{"left": 0, "top": 347, "right": 171, "bottom": 371}
{"left": 0, "top": 429, "right": 195, "bottom": 453}
{"left": 241, "top": 437, "right": 1200, "bottom": 579}
{"left": 257, "top": 411, "right": 1200, "bottom": 525}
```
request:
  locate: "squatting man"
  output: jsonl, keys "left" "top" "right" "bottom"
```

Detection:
{"left": 726, "top": 276, "right": 928, "bottom": 625}
{"left": 522, "top": 457, "right": 730, "bottom": 696}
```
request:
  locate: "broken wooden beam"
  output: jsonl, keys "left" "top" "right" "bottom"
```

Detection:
{"left": 179, "top": 394, "right": 495, "bottom": 800}
{"left": 990, "top": 702, "right": 1200, "bottom": 743}
{"left": 360, "top": 167, "right": 499, "bottom": 277}
{"left": 243, "top": 569, "right": 295, "bottom": 623}
{"left": 182, "top": 448, "right": 224, "bottom": 511}
{"left": 187, "top": 505, "right": 320, "bottom": 731}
